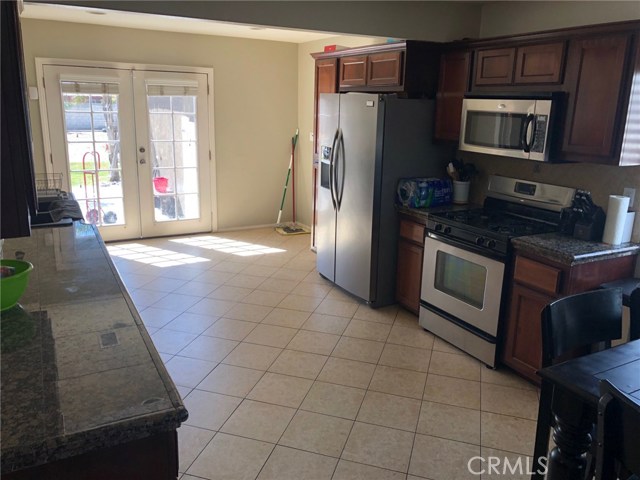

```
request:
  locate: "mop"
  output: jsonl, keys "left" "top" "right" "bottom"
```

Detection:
{"left": 275, "top": 129, "right": 309, "bottom": 235}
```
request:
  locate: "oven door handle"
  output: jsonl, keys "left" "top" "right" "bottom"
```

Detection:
{"left": 426, "top": 232, "right": 507, "bottom": 262}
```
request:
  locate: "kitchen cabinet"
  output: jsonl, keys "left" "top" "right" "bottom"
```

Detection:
{"left": 314, "top": 59, "right": 338, "bottom": 152}
{"left": 396, "top": 215, "right": 426, "bottom": 314}
{"left": 434, "top": 50, "right": 471, "bottom": 141}
{"left": 1, "top": 0, "right": 37, "bottom": 239}
{"left": 367, "top": 51, "right": 403, "bottom": 86}
{"left": 561, "top": 32, "right": 634, "bottom": 164}
{"left": 311, "top": 58, "right": 338, "bottom": 249}
{"left": 514, "top": 42, "right": 565, "bottom": 84}
{"left": 502, "top": 251, "right": 638, "bottom": 384}
{"left": 473, "top": 42, "right": 565, "bottom": 88}
{"left": 339, "top": 50, "right": 404, "bottom": 88}
{"left": 339, "top": 55, "right": 368, "bottom": 88}
{"left": 313, "top": 41, "right": 440, "bottom": 96}
{"left": 474, "top": 47, "right": 516, "bottom": 86}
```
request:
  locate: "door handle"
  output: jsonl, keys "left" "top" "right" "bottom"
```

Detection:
{"left": 521, "top": 114, "right": 535, "bottom": 153}
{"left": 336, "top": 130, "right": 345, "bottom": 211}
{"left": 329, "top": 129, "right": 339, "bottom": 210}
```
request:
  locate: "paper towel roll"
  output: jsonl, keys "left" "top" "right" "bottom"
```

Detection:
{"left": 602, "top": 195, "right": 631, "bottom": 245}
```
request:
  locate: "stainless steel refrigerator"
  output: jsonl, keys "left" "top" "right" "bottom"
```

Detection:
{"left": 316, "top": 93, "right": 451, "bottom": 307}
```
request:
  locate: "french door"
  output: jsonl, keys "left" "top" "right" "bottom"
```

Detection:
{"left": 41, "top": 63, "right": 212, "bottom": 241}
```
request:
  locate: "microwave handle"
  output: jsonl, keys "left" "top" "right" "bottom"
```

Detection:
{"left": 522, "top": 114, "right": 535, "bottom": 153}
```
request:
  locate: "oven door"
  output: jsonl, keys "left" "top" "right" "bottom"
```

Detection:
{"left": 421, "top": 234, "right": 505, "bottom": 336}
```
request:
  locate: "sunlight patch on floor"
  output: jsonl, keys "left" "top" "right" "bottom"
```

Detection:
{"left": 106, "top": 243, "right": 210, "bottom": 267}
{"left": 170, "top": 236, "right": 287, "bottom": 257}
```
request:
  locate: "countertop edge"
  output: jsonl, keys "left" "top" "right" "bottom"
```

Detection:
{"left": 96, "top": 225, "right": 188, "bottom": 419}
{"left": 512, "top": 234, "right": 640, "bottom": 266}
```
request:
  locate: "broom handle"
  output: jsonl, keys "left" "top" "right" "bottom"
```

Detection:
{"left": 292, "top": 138, "right": 296, "bottom": 224}
{"left": 291, "top": 130, "right": 299, "bottom": 224}
{"left": 277, "top": 155, "right": 292, "bottom": 225}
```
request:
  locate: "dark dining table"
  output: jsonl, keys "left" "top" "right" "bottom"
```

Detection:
{"left": 532, "top": 339, "right": 640, "bottom": 480}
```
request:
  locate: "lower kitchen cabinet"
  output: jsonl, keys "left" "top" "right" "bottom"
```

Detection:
{"left": 502, "top": 251, "right": 638, "bottom": 384}
{"left": 396, "top": 215, "right": 426, "bottom": 314}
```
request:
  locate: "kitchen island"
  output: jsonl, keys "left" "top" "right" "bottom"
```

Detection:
{"left": 0, "top": 222, "right": 187, "bottom": 479}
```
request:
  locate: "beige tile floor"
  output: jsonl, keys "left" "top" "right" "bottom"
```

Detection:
{"left": 108, "top": 228, "right": 540, "bottom": 480}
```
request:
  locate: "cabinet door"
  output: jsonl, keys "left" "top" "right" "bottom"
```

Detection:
{"left": 395, "top": 238, "right": 424, "bottom": 315}
{"left": 339, "top": 55, "right": 368, "bottom": 87}
{"left": 314, "top": 58, "right": 337, "bottom": 154}
{"left": 474, "top": 48, "right": 515, "bottom": 86}
{"left": 502, "top": 283, "right": 555, "bottom": 384}
{"left": 562, "top": 33, "right": 631, "bottom": 161}
{"left": 367, "top": 51, "right": 403, "bottom": 86}
{"left": 514, "top": 42, "right": 565, "bottom": 84}
{"left": 435, "top": 51, "right": 471, "bottom": 141}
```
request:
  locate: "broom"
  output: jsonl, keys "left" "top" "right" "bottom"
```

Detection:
{"left": 275, "top": 130, "right": 308, "bottom": 235}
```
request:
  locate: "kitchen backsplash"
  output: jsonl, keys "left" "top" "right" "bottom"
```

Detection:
{"left": 461, "top": 153, "right": 640, "bottom": 242}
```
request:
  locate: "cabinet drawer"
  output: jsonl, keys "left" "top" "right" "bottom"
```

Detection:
{"left": 513, "top": 256, "right": 562, "bottom": 295}
{"left": 399, "top": 219, "right": 425, "bottom": 245}
{"left": 367, "top": 51, "right": 403, "bottom": 86}
{"left": 339, "top": 55, "right": 368, "bottom": 87}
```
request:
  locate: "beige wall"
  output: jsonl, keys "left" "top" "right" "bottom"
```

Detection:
{"left": 480, "top": 1, "right": 640, "bottom": 37}
{"left": 21, "top": 18, "right": 298, "bottom": 231}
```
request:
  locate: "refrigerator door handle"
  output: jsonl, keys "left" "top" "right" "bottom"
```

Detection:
{"left": 329, "top": 128, "right": 339, "bottom": 210}
{"left": 337, "top": 130, "right": 346, "bottom": 210}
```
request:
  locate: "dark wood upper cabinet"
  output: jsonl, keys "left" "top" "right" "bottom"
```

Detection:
{"left": 1, "top": 0, "right": 37, "bottom": 239}
{"left": 316, "top": 41, "right": 440, "bottom": 96}
{"left": 514, "top": 42, "right": 565, "bottom": 84}
{"left": 474, "top": 48, "right": 516, "bottom": 86}
{"left": 313, "top": 58, "right": 337, "bottom": 154}
{"left": 435, "top": 51, "right": 471, "bottom": 141}
{"left": 339, "top": 55, "right": 368, "bottom": 88}
{"left": 367, "top": 51, "right": 403, "bottom": 86}
{"left": 561, "top": 33, "right": 632, "bottom": 163}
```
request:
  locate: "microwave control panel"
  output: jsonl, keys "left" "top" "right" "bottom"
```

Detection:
{"left": 531, "top": 115, "right": 548, "bottom": 153}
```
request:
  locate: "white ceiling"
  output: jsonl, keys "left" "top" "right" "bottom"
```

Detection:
{"left": 21, "top": 2, "right": 339, "bottom": 44}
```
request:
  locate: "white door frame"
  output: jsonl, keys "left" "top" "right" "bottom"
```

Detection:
{"left": 35, "top": 57, "right": 218, "bottom": 234}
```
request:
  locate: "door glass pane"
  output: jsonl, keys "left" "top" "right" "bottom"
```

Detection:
{"left": 147, "top": 88, "right": 200, "bottom": 223}
{"left": 434, "top": 251, "right": 486, "bottom": 309}
{"left": 61, "top": 83, "right": 125, "bottom": 227}
{"left": 464, "top": 111, "right": 527, "bottom": 149}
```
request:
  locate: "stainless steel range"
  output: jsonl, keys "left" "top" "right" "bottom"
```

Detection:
{"left": 419, "top": 175, "right": 576, "bottom": 367}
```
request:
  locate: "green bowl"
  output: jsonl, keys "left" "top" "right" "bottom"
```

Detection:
{"left": 1, "top": 260, "right": 34, "bottom": 311}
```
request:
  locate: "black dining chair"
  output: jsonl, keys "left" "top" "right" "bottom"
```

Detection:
{"left": 595, "top": 380, "right": 640, "bottom": 480}
{"left": 532, "top": 288, "right": 623, "bottom": 480}
{"left": 630, "top": 287, "right": 640, "bottom": 341}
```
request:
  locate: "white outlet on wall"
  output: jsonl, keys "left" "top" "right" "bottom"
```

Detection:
{"left": 623, "top": 187, "right": 636, "bottom": 209}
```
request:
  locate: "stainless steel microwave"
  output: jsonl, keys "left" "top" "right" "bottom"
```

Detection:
{"left": 459, "top": 95, "right": 556, "bottom": 161}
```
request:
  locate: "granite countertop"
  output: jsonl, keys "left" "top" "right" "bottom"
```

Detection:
{"left": 0, "top": 222, "right": 187, "bottom": 473}
{"left": 512, "top": 232, "right": 640, "bottom": 266}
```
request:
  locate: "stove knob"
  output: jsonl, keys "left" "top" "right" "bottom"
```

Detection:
{"left": 475, "top": 237, "right": 485, "bottom": 246}
{"left": 486, "top": 239, "right": 497, "bottom": 249}
{"left": 443, "top": 226, "right": 452, "bottom": 234}
{"left": 434, "top": 223, "right": 443, "bottom": 232}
